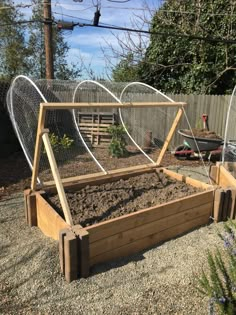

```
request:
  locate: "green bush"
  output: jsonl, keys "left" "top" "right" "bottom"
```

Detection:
{"left": 107, "top": 125, "right": 128, "bottom": 158}
{"left": 197, "top": 220, "right": 236, "bottom": 315}
{"left": 43, "top": 133, "right": 74, "bottom": 153}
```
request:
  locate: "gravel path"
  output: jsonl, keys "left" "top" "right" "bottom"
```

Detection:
{"left": 0, "top": 192, "right": 224, "bottom": 315}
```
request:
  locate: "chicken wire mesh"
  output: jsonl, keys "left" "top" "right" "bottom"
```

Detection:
{"left": 7, "top": 76, "right": 210, "bottom": 186}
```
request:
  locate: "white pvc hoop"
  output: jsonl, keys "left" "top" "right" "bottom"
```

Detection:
{"left": 73, "top": 80, "right": 156, "bottom": 168}
{"left": 9, "top": 75, "right": 48, "bottom": 184}
{"left": 120, "top": 82, "right": 176, "bottom": 103}
{"left": 119, "top": 82, "right": 179, "bottom": 163}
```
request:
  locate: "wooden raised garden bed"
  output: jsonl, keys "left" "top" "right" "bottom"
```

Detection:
{"left": 24, "top": 100, "right": 217, "bottom": 282}
{"left": 25, "top": 166, "right": 214, "bottom": 282}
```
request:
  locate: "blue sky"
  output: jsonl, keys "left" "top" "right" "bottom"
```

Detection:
{"left": 14, "top": 0, "right": 159, "bottom": 78}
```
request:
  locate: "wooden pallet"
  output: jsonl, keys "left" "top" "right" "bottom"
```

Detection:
{"left": 78, "top": 112, "right": 116, "bottom": 146}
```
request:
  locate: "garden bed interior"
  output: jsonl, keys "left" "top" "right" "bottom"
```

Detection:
{"left": 25, "top": 166, "right": 214, "bottom": 282}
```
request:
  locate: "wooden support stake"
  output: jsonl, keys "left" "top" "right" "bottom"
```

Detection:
{"left": 24, "top": 189, "right": 38, "bottom": 227}
{"left": 156, "top": 107, "right": 183, "bottom": 165}
{"left": 42, "top": 131, "right": 73, "bottom": 226}
{"left": 209, "top": 165, "right": 218, "bottom": 184}
{"left": 222, "top": 189, "right": 231, "bottom": 221}
{"left": 31, "top": 105, "right": 46, "bottom": 190}
{"left": 24, "top": 189, "right": 30, "bottom": 224}
{"left": 59, "top": 229, "right": 67, "bottom": 275}
{"left": 27, "top": 193, "right": 37, "bottom": 227}
{"left": 73, "top": 225, "right": 90, "bottom": 278}
{"left": 213, "top": 188, "right": 225, "bottom": 222}
{"left": 59, "top": 229, "right": 79, "bottom": 283}
{"left": 24, "top": 190, "right": 46, "bottom": 227}
{"left": 230, "top": 188, "right": 236, "bottom": 219}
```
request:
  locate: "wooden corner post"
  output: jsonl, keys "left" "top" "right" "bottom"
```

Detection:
{"left": 59, "top": 229, "right": 79, "bottom": 282}
{"left": 59, "top": 225, "right": 90, "bottom": 282}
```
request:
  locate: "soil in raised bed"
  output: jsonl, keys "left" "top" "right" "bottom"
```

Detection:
{"left": 182, "top": 128, "right": 222, "bottom": 139}
{"left": 47, "top": 171, "right": 203, "bottom": 227}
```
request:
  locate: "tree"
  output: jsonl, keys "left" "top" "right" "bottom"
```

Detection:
{"left": 140, "top": 0, "right": 236, "bottom": 94}
{"left": 27, "top": 0, "right": 81, "bottom": 80}
{"left": 112, "top": 53, "right": 140, "bottom": 82}
{"left": 103, "top": 0, "right": 154, "bottom": 81}
{"left": 0, "top": 0, "right": 29, "bottom": 79}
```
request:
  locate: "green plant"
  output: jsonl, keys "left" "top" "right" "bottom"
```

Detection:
{"left": 60, "top": 134, "right": 74, "bottom": 149}
{"left": 195, "top": 118, "right": 203, "bottom": 130}
{"left": 197, "top": 220, "right": 236, "bottom": 315}
{"left": 43, "top": 133, "right": 74, "bottom": 153}
{"left": 107, "top": 125, "right": 128, "bottom": 158}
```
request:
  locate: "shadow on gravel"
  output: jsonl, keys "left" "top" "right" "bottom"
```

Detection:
{"left": 90, "top": 252, "right": 146, "bottom": 277}
{"left": 0, "top": 245, "right": 55, "bottom": 314}
{"left": 0, "top": 244, "right": 11, "bottom": 258}
{"left": 0, "top": 215, "right": 21, "bottom": 224}
{"left": 1, "top": 246, "right": 42, "bottom": 278}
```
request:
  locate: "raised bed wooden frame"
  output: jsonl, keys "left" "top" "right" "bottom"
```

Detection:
{"left": 210, "top": 162, "right": 236, "bottom": 222}
{"left": 25, "top": 101, "right": 216, "bottom": 282}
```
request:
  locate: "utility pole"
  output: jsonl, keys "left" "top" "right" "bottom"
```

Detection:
{"left": 43, "top": 0, "right": 54, "bottom": 79}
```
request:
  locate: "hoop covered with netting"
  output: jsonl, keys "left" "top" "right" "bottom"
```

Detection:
{"left": 7, "top": 76, "right": 188, "bottom": 183}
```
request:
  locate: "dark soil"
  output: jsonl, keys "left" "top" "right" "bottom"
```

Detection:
{"left": 182, "top": 128, "right": 222, "bottom": 140}
{"left": 47, "top": 171, "right": 202, "bottom": 227}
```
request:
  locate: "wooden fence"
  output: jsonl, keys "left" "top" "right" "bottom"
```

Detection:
{"left": 74, "top": 90, "right": 231, "bottom": 148}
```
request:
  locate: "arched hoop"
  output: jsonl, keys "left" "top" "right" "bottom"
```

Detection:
{"left": 72, "top": 80, "right": 155, "bottom": 173}
{"left": 8, "top": 75, "right": 48, "bottom": 184}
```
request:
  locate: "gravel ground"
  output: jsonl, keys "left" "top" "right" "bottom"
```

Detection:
{"left": 0, "top": 192, "right": 225, "bottom": 315}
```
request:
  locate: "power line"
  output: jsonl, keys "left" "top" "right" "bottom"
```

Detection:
{"left": 1, "top": 17, "right": 236, "bottom": 45}
{"left": 52, "top": 11, "right": 92, "bottom": 23}
{"left": 74, "top": 22, "right": 236, "bottom": 44}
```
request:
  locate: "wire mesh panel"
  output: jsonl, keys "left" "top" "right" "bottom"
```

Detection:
{"left": 7, "top": 76, "right": 86, "bottom": 183}
{"left": 7, "top": 77, "right": 212, "bottom": 188}
{"left": 119, "top": 82, "right": 180, "bottom": 155}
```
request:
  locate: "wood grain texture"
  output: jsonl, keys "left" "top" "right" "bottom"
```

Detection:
{"left": 86, "top": 190, "right": 214, "bottom": 243}
{"left": 90, "top": 214, "right": 210, "bottom": 266}
{"left": 42, "top": 101, "right": 187, "bottom": 110}
{"left": 156, "top": 107, "right": 183, "bottom": 165}
{"left": 162, "top": 168, "right": 213, "bottom": 189}
{"left": 42, "top": 132, "right": 73, "bottom": 226}
{"left": 89, "top": 201, "right": 212, "bottom": 258}
{"left": 218, "top": 164, "right": 236, "bottom": 188}
{"left": 36, "top": 193, "right": 69, "bottom": 240}
{"left": 31, "top": 105, "right": 46, "bottom": 190}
